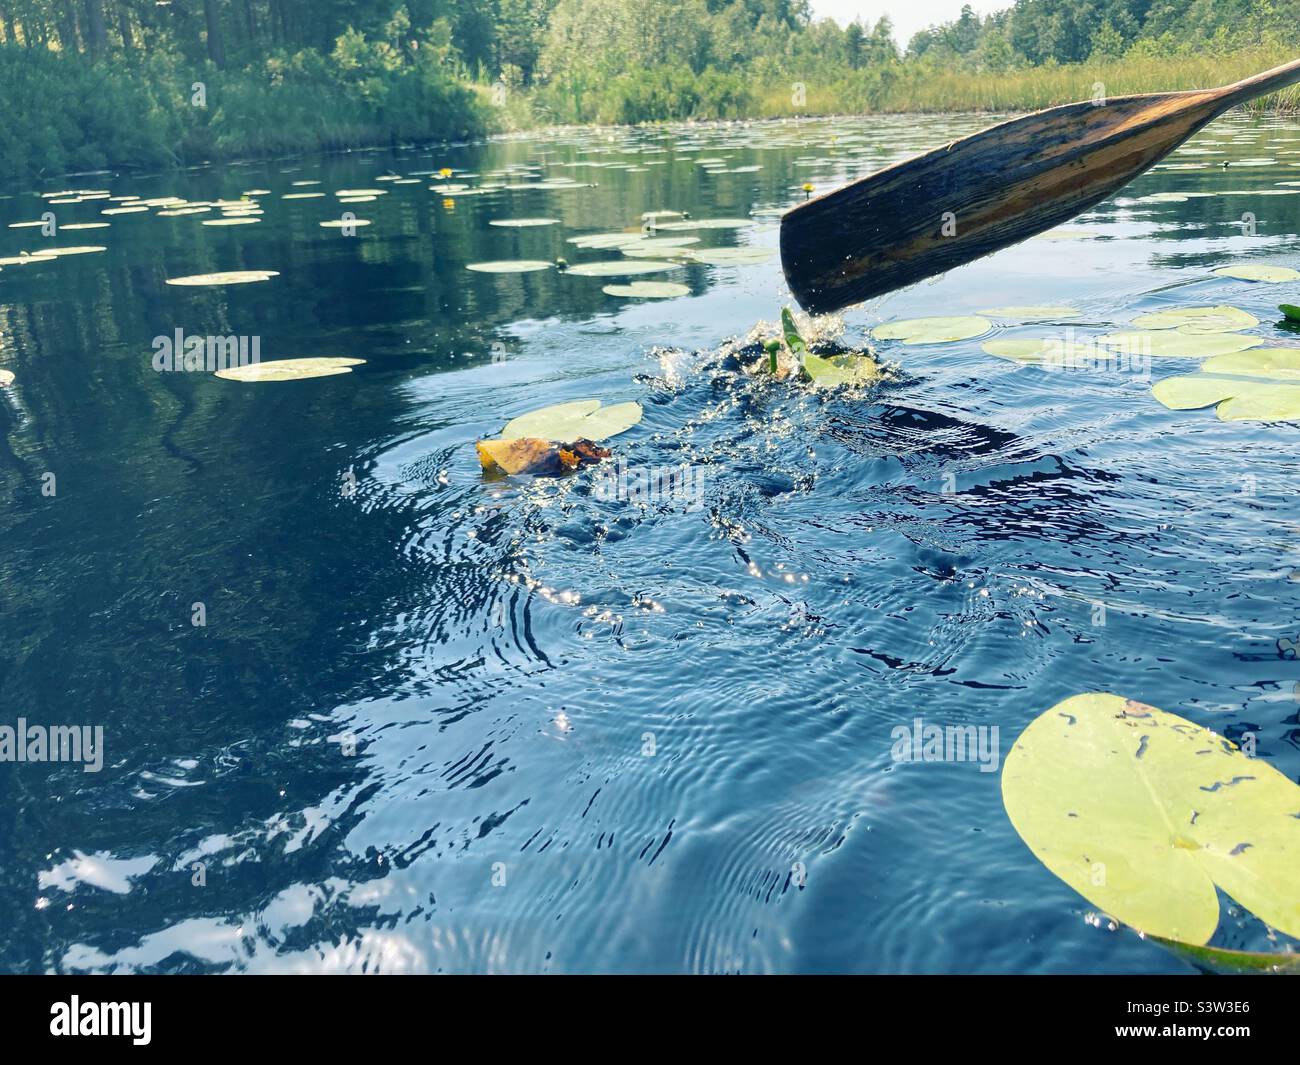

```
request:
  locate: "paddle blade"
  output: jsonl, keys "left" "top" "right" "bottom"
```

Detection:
{"left": 780, "top": 92, "right": 1224, "bottom": 315}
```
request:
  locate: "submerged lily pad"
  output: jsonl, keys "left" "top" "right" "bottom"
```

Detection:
{"left": 1099, "top": 331, "right": 1260, "bottom": 358}
{"left": 872, "top": 316, "right": 991, "bottom": 345}
{"left": 686, "top": 246, "right": 775, "bottom": 265}
{"left": 982, "top": 339, "right": 1103, "bottom": 365}
{"left": 563, "top": 260, "right": 679, "bottom": 277}
{"left": 1130, "top": 305, "right": 1257, "bottom": 333}
{"left": 489, "top": 218, "right": 560, "bottom": 227}
{"left": 166, "top": 270, "right": 280, "bottom": 286}
{"left": 802, "top": 352, "right": 881, "bottom": 388}
{"left": 1002, "top": 692, "right": 1300, "bottom": 944}
{"left": 501, "top": 399, "right": 642, "bottom": 442}
{"left": 466, "top": 260, "right": 553, "bottom": 273}
{"left": 978, "top": 306, "right": 1081, "bottom": 320}
{"left": 1152, "top": 348, "right": 1300, "bottom": 421}
{"left": 215, "top": 357, "right": 365, "bottom": 382}
{"left": 1212, "top": 264, "right": 1300, "bottom": 283}
{"left": 602, "top": 281, "right": 690, "bottom": 298}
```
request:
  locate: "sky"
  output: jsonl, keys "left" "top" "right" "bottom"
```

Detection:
{"left": 809, "top": 1, "right": 997, "bottom": 49}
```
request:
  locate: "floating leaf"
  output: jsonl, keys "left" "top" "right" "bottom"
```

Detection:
{"left": 567, "top": 233, "right": 644, "bottom": 249}
{"left": 978, "top": 306, "right": 1081, "bottom": 320}
{"left": 202, "top": 217, "right": 260, "bottom": 226}
{"left": 1282, "top": 304, "right": 1300, "bottom": 321}
{"left": 1152, "top": 348, "right": 1300, "bottom": 421}
{"left": 476, "top": 437, "right": 610, "bottom": 476}
{"left": 1212, "top": 264, "right": 1300, "bottom": 283}
{"left": 466, "top": 260, "right": 553, "bottom": 273}
{"left": 1130, "top": 305, "right": 1257, "bottom": 333}
{"left": 982, "top": 338, "right": 1104, "bottom": 365}
{"left": 319, "top": 219, "right": 372, "bottom": 228}
{"left": 501, "top": 399, "right": 642, "bottom": 442}
{"left": 215, "top": 357, "right": 364, "bottom": 382}
{"left": 0, "top": 369, "right": 13, "bottom": 387}
{"left": 489, "top": 218, "right": 560, "bottom": 227}
{"left": 802, "top": 352, "right": 881, "bottom": 388}
{"left": 1002, "top": 692, "right": 1300, "bottom": 944}
{"left": 602, "top": 281, "right": 689, "bottom": 298}
{"left": 166, "top": 270, "right": 279, "bottom": 286}
{"left": 1149, "top": 936, "right": 1300, "bottom": 974}
{"left": 652, "top": 218, "right": 755, "bottom": 231}
{"left": 38, "top": 246, "right": 107, "bottom": 257}
{"left": 563, "top": 260, "right": 679, "bottom": 277}
{"left": 1098, "top": 331, "right": 1260, "bottom": 357}
{"left": 872, "top": 315, "right": 991, "bottom": 345}
{"left": 686, "top": 246, "right": 775, "bottom": 264}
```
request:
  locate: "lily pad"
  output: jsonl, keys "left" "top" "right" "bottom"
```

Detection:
{"left": 1098, "top": 331, "right": 1261, "bottom": 357}
{"left": 982, "top": 339, "right": 1104, "bottom": 365}
{"left": 651, "top": 218, "right": 755, "bottom": 231}
{"left": 567, "top": 233, "right": 644, "bottom": 249}
{"left": 319, "top": 219, "right": 372, "bottom": 228}
{"left": 1002, "top": 692, "right": 1300, "bottom": 944}
{"left": 978, "top": 306, "right": 1081, "bottom": 320}
{"left": 686, "top": 246, "right": 776, "bottom": 265}
{"left": 215, "top": 357, "right": 365, "bottom": 382}
{"left": 602, "top": 281, "right": 690, "bottom": 298}
{"left": 489, "top": 218, "right": 560, "bottom": 227}
{"left": 1282, "top": 304, "right": 1300, "bottom": 321}
{"left": 872, "top": 316, "right": 991, "bottom": 345}
{"left": 0, "top": 369, "right": 13, "bottom": 387}
{"left": 1152, "top": 348, "right": 1300, "bottom": 421}
{"left": 501, "top": 399, "right": 643, "bottom": 442}
{"left": 38, "top": 246, "right": 107, "bottom": 257}
{"left": 202, "top": 217, "right": 260, "bottom": 226}
{"left": 1130, "top": 305, "right": 1257, "bottom": 333}
{"left": 166, "top": 270, "right": 280, "bottom": 286}
{"left": 1212, "top": 264, "right": 1300, "bottom": 283}
{"left": 563, "top": 260, "right": 679, "bottom": 277}
{"left": 466, "top": 260, "right": 553, "bottom": 273}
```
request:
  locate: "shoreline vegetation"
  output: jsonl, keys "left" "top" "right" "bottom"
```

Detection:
{"left": 0, "top": 1, "right": 1296, "bottom": 184}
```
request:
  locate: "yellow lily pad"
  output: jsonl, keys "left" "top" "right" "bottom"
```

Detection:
{"left": 1003, "top": 692, "right": 1300, "bottom": 945}
{"left": 215, "top": 357, "right": 364, "bottom": 382}
{"left": 872, "top": 316, "right": 991, "bottom": 345}
{"left": 1130, "top": 305, "right": 1258, "bottom": 333}
{"left": 1152, "top": 347, "right": 1300, "bottom": 421}
{"left": 1212, "top": 264, "right": 1300, "bottom": 283}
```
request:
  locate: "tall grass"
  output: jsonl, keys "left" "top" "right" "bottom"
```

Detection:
{"left": 752, "top": 45, "right": 1300, "bottom": 118}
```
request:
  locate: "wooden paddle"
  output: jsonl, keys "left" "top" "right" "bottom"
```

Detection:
{"left": 780, "top": 58, "right": 1300, "bottom": 315}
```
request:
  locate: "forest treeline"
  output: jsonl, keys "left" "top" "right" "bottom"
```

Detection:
{"left": 0, "top": 0, "right": 1296, "bottom": 180}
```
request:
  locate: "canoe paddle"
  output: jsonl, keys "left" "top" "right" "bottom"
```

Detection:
{"left": 780, "top": 57, "right": 1300, "bottom": 315}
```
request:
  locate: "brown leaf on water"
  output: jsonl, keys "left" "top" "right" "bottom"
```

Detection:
{"left": 477, "top": 436, "right": 611, "bottom": 476}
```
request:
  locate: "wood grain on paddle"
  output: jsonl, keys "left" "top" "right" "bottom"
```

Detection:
{"left": 780, "top": 58, "right": 1300, "bottom": 314}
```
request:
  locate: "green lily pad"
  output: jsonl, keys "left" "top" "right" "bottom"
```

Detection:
{"left": 1002, "top": 692, "right": 1300, "bottom": 945}
{"left": 978, "top": 306, "right": 1081, "bottom": 320}
{"left": 872, "top": 316, "right": 991, "bottom": 345}
{"left": 602, "top": 281, "right": 689, "bottom": 298}
{"left": 1281, "top": 304, "right": 1300, "bottom": 321}
{"left": 563, "top": 260, "right": 679, "bottom": 277}
{"left": 1098, "top": 331, "right": 1261, "bottom": 357}
{"left": 466, "top": 260, "right": 553, "bottom": 273}
{"left": 781, "top": 308, "right": 807, "bottom": 355}
{"left": 215, "top": 357, "right": 365, "bottom": 382}
{"left": 1129, "top": 305, "right": 1258, "bottom": 333}
{"left": 501, "top": 399, "right": 642, "bottom": 442}
{"left": 1212, "top": 264, "right": 1300, "bottom": 283}
{"left": 1149, "top": 936, "right": 1300, "bottom": 974}
{"left": 566, "top": 233, "right": 644, "bottom": 249}
{"left": 802, "top": 352, "right": 881, "bottom": 388}
{"left": 1152, "top": 347, "right": 1300, "bottom": 420}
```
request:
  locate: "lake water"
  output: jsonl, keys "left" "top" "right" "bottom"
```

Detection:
{"left": 1, "top": 112, "right": 1298, "bottom": 973}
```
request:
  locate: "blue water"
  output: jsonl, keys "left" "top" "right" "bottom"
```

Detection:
{"left": 1, "top": 113, "right": 1298, "bottom": 973}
